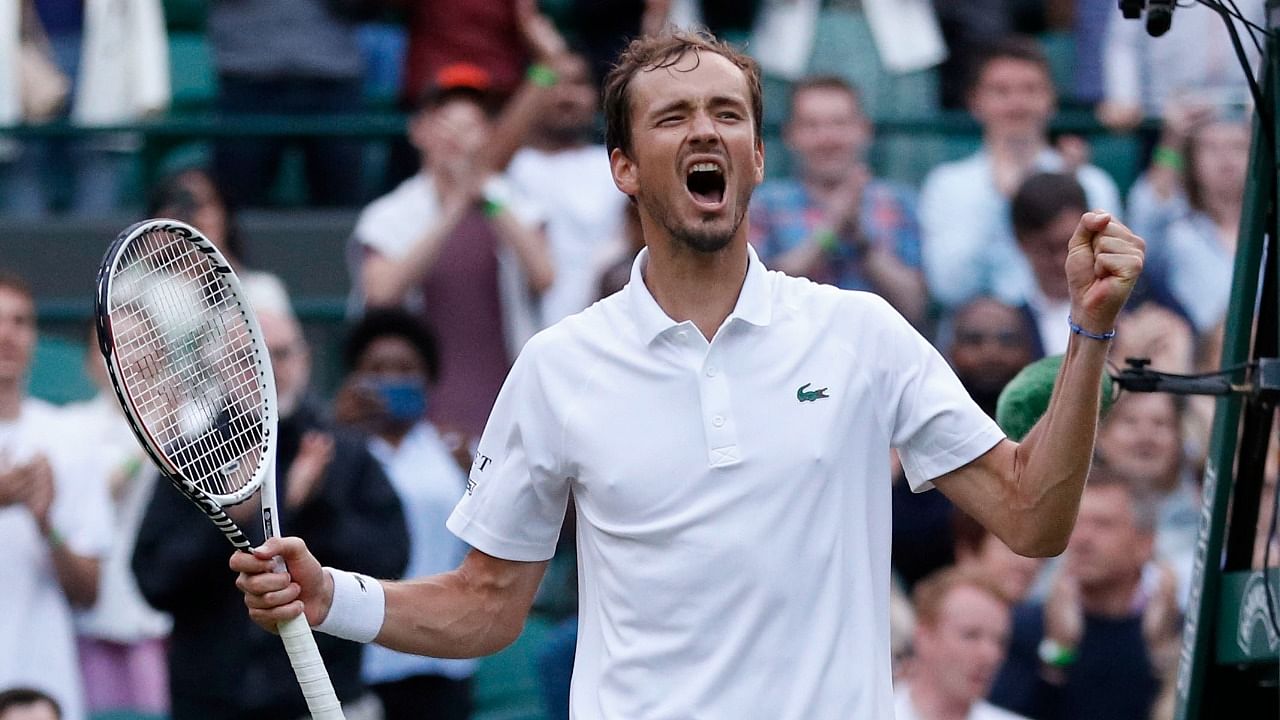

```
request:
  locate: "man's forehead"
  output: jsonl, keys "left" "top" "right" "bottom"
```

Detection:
{"left": 631, "top": 50, "right": 749, "bottom": 108}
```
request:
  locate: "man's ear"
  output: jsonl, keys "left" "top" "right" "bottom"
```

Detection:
{"left": 611, "top": 147, "right": 639, "bottom": 198}
{"left": 753, "top": 138, "right": 766, "bottom": 185}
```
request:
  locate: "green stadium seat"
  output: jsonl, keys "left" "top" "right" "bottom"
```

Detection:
{"left": 168, "top": 31, "right": 217, "bottom": 112}
{"left": 164, "top": 0, "right": 207, "bottom": 32}
{"left": 29, "top": 334, "right": 96, "bottom": 406}
{"left": 1038, "top": 31, "right": 1076, "bottom": 100}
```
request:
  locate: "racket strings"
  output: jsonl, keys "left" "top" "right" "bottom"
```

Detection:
{"left": 108, "top": 228, "right": 269, "bottom": 498}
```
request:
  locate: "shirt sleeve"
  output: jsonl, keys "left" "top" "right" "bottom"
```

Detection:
{"left": 872, "top": 297, "right": 1005, "bottom": 491}
{"left": 446, "top": 334, "right": 570, "bottom": 561}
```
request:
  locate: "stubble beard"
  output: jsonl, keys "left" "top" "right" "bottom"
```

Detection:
{"left": 640, "top": 184, "right": 752, "bottom": 255}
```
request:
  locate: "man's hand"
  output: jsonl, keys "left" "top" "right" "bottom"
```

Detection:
{"left": 516, "top": 0, "right": 567, "bottom": 62}
{"left": 232, "top": 536, "right": 334, "bottom": 632}
{"left": 23, "top": 455, "right": 55, "bottom": 535}
{"left": 0, "top": 461, "right": 33, "bottom": 507}
{"left": 284, "top": 432, "right": 335, "bottom": 510}
{"left": 1064, "top": 211, "right": 1145, "bottom": 334}
{"left": 822, "top": 164, "right": 870, "bottom": 241}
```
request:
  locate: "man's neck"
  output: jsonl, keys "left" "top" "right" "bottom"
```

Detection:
{"left": 0, "top": 382, "right": 23, "bottom": 421}
{"left": 642, "top": 234, "right": 749, "bottom": 342}
{"left": 985, "top": 132, "right": 1048, "bottom": 195}
{"left": 1081, "top": 570, "right": 1144, "bottom": 617}
{"left": 908, "top": 677, "right": 974, "bottom": 720}
{"left": 801, "top": 165, "right": 861, "bottom": 202}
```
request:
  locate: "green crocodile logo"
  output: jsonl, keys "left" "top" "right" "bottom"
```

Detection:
{"left": 797, "top": 383, "right": 830, "bottom": 402}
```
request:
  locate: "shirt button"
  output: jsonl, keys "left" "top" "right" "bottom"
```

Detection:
{"left": 706, "top": 366, "right": 718, "bottom": 377}
{"left": 712, "top": 415, "right": 725, "bottom": 428}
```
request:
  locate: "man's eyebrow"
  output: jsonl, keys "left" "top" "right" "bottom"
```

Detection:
{"left": 647, "top": 99, "right": 693, "bottom": 119}
{"left": 647, "top": 95, "right": 748, "bottom": 120}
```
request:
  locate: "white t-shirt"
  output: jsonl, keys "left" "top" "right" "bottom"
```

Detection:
{"left": 448, "top": 246, "right": 1004, "bottom": 719}
{"left": 506, "top": 145, "right": 628, "bottom": 325}
{"left": 362, "top": 422, "right": 477, "bottom": 684}
{"left": 894, "top": 682, "right": 1031, "bottom": 720}
{"left": 0, "top": 399, "right": 113, "bottom": 720}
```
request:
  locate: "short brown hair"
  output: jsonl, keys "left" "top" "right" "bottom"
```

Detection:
{"left": 912, "top": 566, "right": 1010, "bottom": 629}
{"left": 789, "top": 75, "right": 864, "bottom": 118}
{"left": 1011, "top": 172, "right": 1087, "bottom": 238}
{"left": 0, "top": 270, "right": 33, "bottom": 302}
{"left": 603, "top": 30, "right": 763, "bottom": 158}
{"left": 966, "top": 35, "right": 1053, "bottom": 96}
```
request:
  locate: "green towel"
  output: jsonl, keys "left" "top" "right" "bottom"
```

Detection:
{"left": 995, "top": 354, "right": 1117, "bottom": 442}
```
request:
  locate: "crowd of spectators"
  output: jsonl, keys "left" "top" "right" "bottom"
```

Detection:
{"left": 2, "top": 1, "right": 1278, "bottom": 720}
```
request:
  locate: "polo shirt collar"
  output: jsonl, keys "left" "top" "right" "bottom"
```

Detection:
{"left": 626, "top": 243, "right": 773, "bottom": 344}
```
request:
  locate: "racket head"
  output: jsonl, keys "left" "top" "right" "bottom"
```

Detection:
{"left": 95, "top": 218, "right": 279, "bottom": 508}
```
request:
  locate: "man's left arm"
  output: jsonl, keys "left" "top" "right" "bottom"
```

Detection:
{"left": 934, "top": 211, "right": 1144, "bottom": 556}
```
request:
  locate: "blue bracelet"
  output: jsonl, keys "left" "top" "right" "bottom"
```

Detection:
{"left": 1068, "top": 315, "right": 1116, "bottom": 341}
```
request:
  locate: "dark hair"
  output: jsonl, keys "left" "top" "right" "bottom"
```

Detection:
{"left": 147, "top": 167, "right": 245, "bottom": 261}
{"left": 0, "top": 688, "right": 61, "bottom": 718}
{"left": 0, "top": 270, "right": 33, "bottom": 303}
{"left": 342, "top": 309, "right": 441, "bottom": 382}
{"left": 966, "top": 35, "right": 1053, "bottom": 97}
{"left": 1011, "top": 172, "right": 1087, "bottom": 238}
{"left": 788, "top": 74, "right": 863, "bottom": 118}
{"left": 603, "top": 29, "right": 763, "bottom": 157}
{"left": 1085, "top": 456, "right": 1159, "bottom": 534}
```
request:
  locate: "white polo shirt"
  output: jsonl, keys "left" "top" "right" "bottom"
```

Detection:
{"left": 447, "top": 246, "right": 1004, "bottom": 719}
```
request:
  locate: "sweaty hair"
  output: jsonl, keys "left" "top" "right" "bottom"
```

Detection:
{"left": 1011, "top": 172, "right": 1087, "bottom": 237}
{"left": 342, "top": 308, "right": 441, "bottom": 383}
{"left": 966, "top": 35, "right": 1053, "bottom": 97}
{"left": 0, "top": 688, "right": 61, "bottom": 719}
{"left": 912, "top": 566, "right": 1010, "bottom": 630}
{"left": 603, "top": 29, "right": 763, "bottom": 157}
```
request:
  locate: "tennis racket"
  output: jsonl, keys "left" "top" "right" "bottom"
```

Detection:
{"left": 94, "top": 218, "right": 345, "bottom": 720}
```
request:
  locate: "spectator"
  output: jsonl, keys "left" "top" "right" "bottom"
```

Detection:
{"left": 750, "top": 75, "right": 927, "bottom": 326}
{"left": 350, "top": 64, "right": 553, "bottom": 440}
{"left": 0, "top": 688, "right": 60, "bottom": 720}
{"left": 1095, "top": 393, "right": 1199, "bottom": 603}
{"left": 332, "top": 309, "right": 476, "bottom": 720}
{"left": 132, "top": 302, "right": 410, "bottom": 720}
{"left": 0, "top": 272, "right": 110, "bottom": 720}
{"left": 209, "top": 0, "right": 367, "bottom": 207}
{"left": 1148, "top": 116, "right": 1251, "bottom": 334}
{"left": 148, "top": 166, "right": 292, "bottom": 315}
{"left": 989, "top": 462, "right": 1179, "bottom": 720}
{"left": 65, "top": 328, "right": 170, "bottom": 717}
{"left": 944, "top": 296, "right": 1039, "bottom": 417}
{"left": 919, "top": 36, "right": 1120, "bottom": 313}
{"left": 486, "top": 1, "right": 629, "bottom": 326}
{"left": 953, "top": 510, "right": 1044, "bottom": 606}
{"left": 894, "top": 566, "right": 1029, "bottom": 720}
{"left": 1010, "top": 172, "right": 1087, "bottom": 356}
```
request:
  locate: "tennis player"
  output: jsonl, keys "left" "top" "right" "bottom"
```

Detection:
{"left": 233, "top": 31, "right": 1145, "bottom": 718}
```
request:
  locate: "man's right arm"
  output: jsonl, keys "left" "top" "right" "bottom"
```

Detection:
{"left": 233, "top": 538, "right": 548, "bottom": 659}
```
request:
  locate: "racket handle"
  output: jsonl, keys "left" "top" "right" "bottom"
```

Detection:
{"left": 278, "top": 613, "right": 347, "bottom": 720}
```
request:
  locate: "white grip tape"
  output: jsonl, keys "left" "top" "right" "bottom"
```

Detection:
{"left": 278, "top": 614, "right": 345, "bottom": 719}
{"left": 314, "top": 568, "right": 385, "bottom": 644}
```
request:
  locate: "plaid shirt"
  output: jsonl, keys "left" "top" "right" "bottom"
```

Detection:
{"left": 749, "top": 177, "right": 923, "bottom": 292}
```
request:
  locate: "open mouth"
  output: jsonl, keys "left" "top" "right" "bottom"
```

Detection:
{"left": 686, "top": 162, "right": 726, "bottom": 208}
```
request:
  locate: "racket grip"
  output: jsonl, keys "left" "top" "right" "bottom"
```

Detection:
{"left": 278, "top": 613, "right": 347, "bottom": 720}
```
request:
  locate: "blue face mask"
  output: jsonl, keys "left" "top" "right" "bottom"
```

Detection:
{"left": 370, "top": 377, "right": 428, "bottom": 423}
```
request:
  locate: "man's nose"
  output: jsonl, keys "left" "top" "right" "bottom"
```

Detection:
{"left": 688, "top": 111, "right": 719, "bottom": 143}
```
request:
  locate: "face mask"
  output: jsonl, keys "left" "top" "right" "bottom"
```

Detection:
{"left": 370, "top": 377, "right": 428, "bottom": 424}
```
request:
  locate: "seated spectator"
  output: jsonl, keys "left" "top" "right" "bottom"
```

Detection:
{"left": 148, "top": 167, "right": 292, "bottom": 315}
{"left": 1010, "top": 172, "right": 1085, "bottom": 356}
{"left": 0, "top": 688, "right": 60, "bottom": 720}
{"left": 894, "top": 566, "right": 1029, "bottom": 720}
{"left": 989, "top": 462, "right": 1179, "bottom": 720}
{"left": 210, "top": 0, "right": 368, "bottom": 207}
{"left": 66, "top": 328, "right": 170, "bottom": 717}
{"left": 350, "top": 64, "right": 553, "bottom": 440}
{"left": 953, "top": 511, "right": 1044, "bottom": 607}
{"left": 920, "top": 36, "right": 1120, "bottom": 313}
{"left": 943, "top": 295, "right": 1040, "bottom": 417}
{"left": 0, "top": 272, "right": 110, "bottom": 720}
{"left": 1096, "top": 393, "right": 1199, "bottom": 604}
{"left": 332, "top": 309, "right": 476, "bottom": 720}
{"left": 485, "top": 2, "right": 628, "bottom": 326}
{"left": 132, "top": 301, "right": 410, "bottom": 720}
{"left": 750, "top": 75, "right": 927, "bottom": 326}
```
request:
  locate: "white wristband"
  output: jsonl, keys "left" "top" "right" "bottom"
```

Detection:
{"left": 314, "top": 568, "right": 385, "bottom": 643}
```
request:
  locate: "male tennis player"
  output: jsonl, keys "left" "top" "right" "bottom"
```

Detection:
{"left": 233, "top": 31, "right": 1145, "bottom": 718}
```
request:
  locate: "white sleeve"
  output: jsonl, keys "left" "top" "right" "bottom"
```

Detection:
{"left": 918, "top": 166, "right": 986, "bottom": 310}
{"left": 446, "top": 335, "right": 569, "bottom": 561}
{"left": 1103, "top": 14, "right": 1142, "bottom": 107}
{"left": 873, "top": 298, "right": 1005, "bottom": 491}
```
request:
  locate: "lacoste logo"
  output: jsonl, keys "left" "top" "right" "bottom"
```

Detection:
{"left": 797, "top": 383, "right": 830, "bottom": 402}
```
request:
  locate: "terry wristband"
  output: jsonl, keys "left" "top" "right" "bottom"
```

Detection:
{"left": 314, "top": 568, "right": 385, "bottom": 643}
{"left": 526, "top": 63, "right": 558, "bottom": 88}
